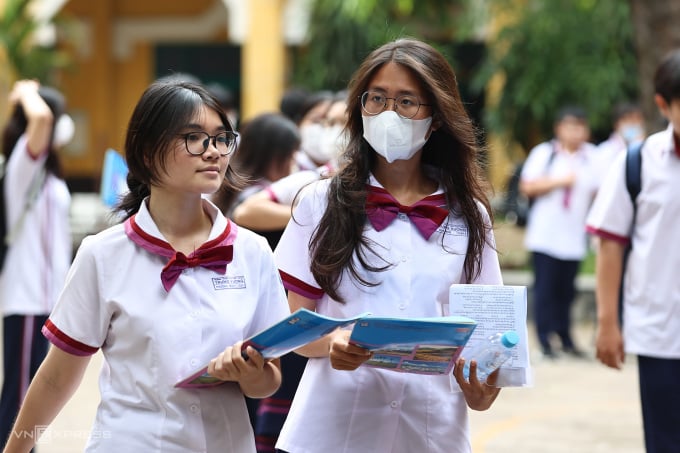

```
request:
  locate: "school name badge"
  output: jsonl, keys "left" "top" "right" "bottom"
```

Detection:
{"left": 212, "top": 276, "right": 246, "bottom": 290}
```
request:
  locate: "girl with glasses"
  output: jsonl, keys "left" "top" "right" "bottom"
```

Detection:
{"left": 4, "top": 80, "right": 289, "bottom": 453}
{"left": 273, "top": 38, "right": 504, "bottom": 453}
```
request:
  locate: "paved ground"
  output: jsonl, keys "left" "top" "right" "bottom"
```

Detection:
{"left": 468, "top": 322, "right": 644, "bottom": 453}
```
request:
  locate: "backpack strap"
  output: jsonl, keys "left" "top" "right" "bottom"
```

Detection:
{"left": 547, "top": 139, "right": 558, "bottom": 168}
{"left": 4, "top": 165, "right": 47, "bottom": 245}
{"left": 624, "top": 140, "right": 645, "bottom": 251}
{"left": 625, "top": 140, "right": 644, "bottom": 205}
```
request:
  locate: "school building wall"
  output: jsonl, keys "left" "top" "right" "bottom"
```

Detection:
{"left": 57, "top": 0, "right": 300, "bottom": 191}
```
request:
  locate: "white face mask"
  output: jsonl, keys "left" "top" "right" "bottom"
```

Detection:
{"left": 53, "top": 114, "right": 75, "bottom": 148}
{"left": 362, "top": 111, "right": 433, "bottom": 163}
{"left": 300, "top": 123, "right": 327, "bottom": 164}
{"left": 317, "top": 125, "right": 347, "bottom": 164}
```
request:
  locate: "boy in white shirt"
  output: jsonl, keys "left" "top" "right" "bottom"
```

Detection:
{"left": 520, "top": 107, "right": 599, "bottom": 358}
{"left": 586, "top": 49, "right": 680, "bottom": 453}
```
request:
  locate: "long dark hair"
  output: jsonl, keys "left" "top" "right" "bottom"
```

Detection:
{"left": 1, "top": 85, "right": 65, "bottom": 178}
{"left": 116, "top": 80, "right": 243, "bottom": 219}
{"left": 309, "top": 38, "right": 493, "bottom": 302}
{"left": 213, "top": 112, "right": 300, "bottom": 213}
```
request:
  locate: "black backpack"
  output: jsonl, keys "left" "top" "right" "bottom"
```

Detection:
{"left": 501, "top": 141, "right": 557, "bottom": 226}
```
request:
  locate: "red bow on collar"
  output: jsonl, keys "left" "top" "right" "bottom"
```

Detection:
{"left": 365, "top": 188, "right": 448, "bottom": 240}
{"left": 161, "top": 245, "right": 233, "bottom": 291}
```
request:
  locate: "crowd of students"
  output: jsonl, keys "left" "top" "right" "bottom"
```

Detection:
{"left": 1, "top": 38, "right": 679, "bottom": 453}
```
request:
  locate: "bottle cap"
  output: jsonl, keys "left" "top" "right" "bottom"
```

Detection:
{"left": 501, "top": 331, "right": 519, "bottom": 348}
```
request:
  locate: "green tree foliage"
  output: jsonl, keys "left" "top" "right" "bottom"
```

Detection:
{"left": 290, "top": 0, "right": 465, "bottom": 91}
{"left": 0, "top": 0, "right": 70, "bottom": 82}
{"left": 292, "top": 0, "right": 636, "bottom": 153}
{"left": 473, "top": 0, "right": 638, "bottom": 149}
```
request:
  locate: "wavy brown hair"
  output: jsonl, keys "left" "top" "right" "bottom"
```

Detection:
{"left": 308, "top": 38, "right": 493, "bottom": 302}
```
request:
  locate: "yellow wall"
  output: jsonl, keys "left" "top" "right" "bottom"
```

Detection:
{"left": 241, "top": 0, "right": 285, "bottom": 122}
{"left": 59, "top": 0, "right": 252, "bottom": 189}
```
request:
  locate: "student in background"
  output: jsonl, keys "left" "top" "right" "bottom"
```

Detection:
{"left": 292, "top": 91, "right": 334, "bottom": 172}
{"left": 212, "top": 112, "right": 300, "bottom": 250}
{"left": 0, "top": 80, "right": 73, "bottom": 447}
{"left": 232, "top": 91, "right": 349, "bottom": 234}
{"left": 519, "top": 106, "right": 599, "bottom": 359}
{"left": 279, "top": 87, "right": 310, "bottom": 125}
{"left": 586, "top": 48, "right": 680, "bottom": 453}
{"left": 206, "top": 82, "right": 240, "bottom": 131}
{"left": 228, "top": 93, "right": 348, "bottom": 453}
{"left": 274, "top": 38, "right": 503, "bottom": 453}
{"left": 3, "top": 80, "right": 289, "bottom": 453}
{"left": 596, "top": 102, "right": 645, "bottom": 172}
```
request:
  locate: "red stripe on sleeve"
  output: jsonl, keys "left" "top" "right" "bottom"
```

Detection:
{"left": 586, "top": 225, "right": 630, "bottom": 245}
{"left": 42, "top": 319, "right": 99, "bottom": 356}
{"left": 279, "top": 270, "right": 324, "bottom": 300}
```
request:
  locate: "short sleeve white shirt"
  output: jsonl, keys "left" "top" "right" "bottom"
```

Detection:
{"left": 42, "top": 199, "right": 289, "bottom": 452}
{"left": 273, "top": 175, "right": 502, "bottom": 453}
{"left": 0, "top": 135, "right": 71, "bottom": 315}
{"left": 586, "top": 124, "right": 680, "bottom": 358}
{"left": 521, "top": 140, "right": 600, "bottom": 260}
{"left": 265, "top": 170, "right": 320, "bottom": 206}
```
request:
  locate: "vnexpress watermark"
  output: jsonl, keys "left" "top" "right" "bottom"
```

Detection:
{"left": 12, "top": 426, "right": 111, "bottom": 444}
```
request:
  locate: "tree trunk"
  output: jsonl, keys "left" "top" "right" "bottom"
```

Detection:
{"left": 629, "top": 0, "right": 680, "bottom": 133}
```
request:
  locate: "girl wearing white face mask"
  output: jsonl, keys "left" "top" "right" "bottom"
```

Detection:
{"left": 274, "top": 39, "right": 505, "bottom": 453}
{"left": 362, "top": 108, "right": 433, "bottom": 163}
{"left": 294, "top": 91, "right": 333, "bottom": 170}
{"left": 316, "top": 95, "right": 350, "bottom": 171}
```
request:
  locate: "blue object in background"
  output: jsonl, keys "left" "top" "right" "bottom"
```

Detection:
{"left": 100, "top": 149, "right": 128, "bottom": 207}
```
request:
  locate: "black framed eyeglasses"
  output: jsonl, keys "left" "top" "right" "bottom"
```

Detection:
{"left": 180, "top": 131, "right": 239, "bottom": 156}
{"left": 360, "top": 90, "right": 432, "bottom": 119}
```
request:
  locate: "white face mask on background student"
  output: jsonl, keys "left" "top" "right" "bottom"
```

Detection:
{"left": 300, "top": 123, "right": 327, "bottom": 164}
{"left": 362, "top": 111, "right": 432, "bottom": 163}
{"left": 316, "top": 124, "right": 347, "bottom": 164}
{"left": 53, "top": 114, "right": 75, "bottom": 148}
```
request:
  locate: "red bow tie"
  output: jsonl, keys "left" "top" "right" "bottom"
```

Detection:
{"left": 161, "top": 246, "right": 233, "bottom": 291}
{"left": 365, "top": 188, "right": 448, "bottom": 240}
{"left": 124, "top": 214, "right": 236, "bottom": 292}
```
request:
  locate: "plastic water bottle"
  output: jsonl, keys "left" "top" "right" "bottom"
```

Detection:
{"left": 463, "top": 331, "right": 519, "bottom": 382}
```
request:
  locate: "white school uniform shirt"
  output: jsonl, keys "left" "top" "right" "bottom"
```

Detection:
{"left": 264, "top": 169, "right": 320, "bottom": 205}
{"left": 597, "top": 132, "right": 627, "bottom": 161}
{"left": 274, "top": 175, "right": 502, "bottom": 453}
{"left": 42, "top": 198, "right": 289, "bottom": 452}
{"left": 586, "top": 124, "right": 680, "bottom": 358}
{"left": 595, "top": 133, "right": 646, "bottom": 189}
{"left": 521, "top": 140, "right": 599, "bottom": 260}
{"left": 0, "top": 134, "right": 71, "bottom": 316}
{"left": 293, "top": 150, "right": 319, "bottom": 172}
